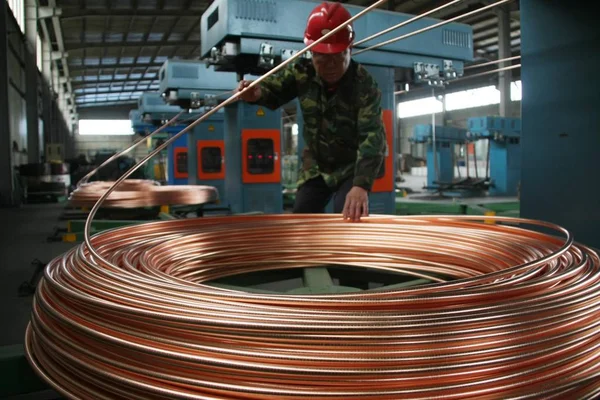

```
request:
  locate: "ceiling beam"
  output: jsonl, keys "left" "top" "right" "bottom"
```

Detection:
{"left": 75, "top": 88, "right": 156, "bottom": 95}
{"left": 61, "top": 10, "right": 201, "bottom": 19}
{"left": 72, "top": 79, "right": 159, "bottom": 87}
{"left": 69, "top": 63, "right": 162, "bottom": 72}
{"left": 76, "top": 99, "right": 138, "bottom": 107}
{"left": 65, "top": 41, "right": 197, "bottom": 51}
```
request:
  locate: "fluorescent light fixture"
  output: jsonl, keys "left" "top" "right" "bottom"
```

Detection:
{"left": 78, "top": 119, "right": 134, "bottom": 136}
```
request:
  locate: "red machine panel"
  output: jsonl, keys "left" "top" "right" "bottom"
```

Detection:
{"left": 372, "top": 109, "right": 394, "bottom": 193}
{"left": 197, "top": 140, "right": 225, "bottom": 180}
{"left": 173, "top": 147, "right": 188, "bottom": 180}
{"left": 242, "top": 129, "right": 281, "bottom": 184}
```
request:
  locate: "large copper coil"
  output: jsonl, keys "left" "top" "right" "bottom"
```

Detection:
{"left": 68, "top": 180, "right": 219, "bottom": 208}
{"left": 25, "top": 214, "right": 600, "bottom": 399}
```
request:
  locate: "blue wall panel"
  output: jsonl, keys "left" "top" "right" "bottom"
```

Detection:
{"left": 521, "top": 0, "right": 600, "bottom": 248}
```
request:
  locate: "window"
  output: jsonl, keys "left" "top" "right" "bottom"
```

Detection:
{"left": 397, "top": 97, "right": 443, "bottom": 118}
{"left": 398, "top": 80, "right": 523, "bottom": 119}
{"left": 78, "top": 119, "right": 134, "bottom": 135}
{"left": 511, "top": 80, "right": 522, "bottom": 101}
{"left": 445, "top": 85, "right": 500, "bottom": 111}
{"left": 36, "top": 34, "right": 43, "bottom": 72}
{"left": 8, "top": 0, "right": 25, "bottom": 33}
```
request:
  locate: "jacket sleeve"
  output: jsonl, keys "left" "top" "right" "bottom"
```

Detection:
{"left": 352, "top": 82, "right": 387, "bottom": 191}
{"left": 251, "top": 63, "right": 300, "bottom": 110}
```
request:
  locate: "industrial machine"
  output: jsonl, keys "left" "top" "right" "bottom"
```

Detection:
{"left": 159, "top": 59, "right": 284, "bottom": 214}
{"left": 159, "top": 60, "right": 241, "bottom": 210}
{"left": 410, "top": 124, "right": 468, "bottom": 189}
{"left": 129, "top": 109, "right": 153, "bottom": 136}
{"left": 200, "top": 0, "right": 474, "bottom": 215}
{"left": 467, "top": 116, "right": 522, "bottom": 197}
{"left": 137, "top": 92, "right": 196, "bottom": 186}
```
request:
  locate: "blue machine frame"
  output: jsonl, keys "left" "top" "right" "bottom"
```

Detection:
{"left": 159, "top": 59, "right": 239, "bottom": 109}
{"left": 129, "top": 109, "right": 154, "bottom": 136}
{"left": 158, "top": 60, "right": 250, "bottom": 209}
{"left": 224, "top": 102, "right": 283, "bottom": 214}
{"left": 199, "top": 0, "right": 473, "bottom": 215}
{"left": 467, "top": 116, "right": 521, "bottom": 197}
{"left": 137, "top": 92, "right": 204, "bottom": 186}
{"left": 200, "top": 0, "right": 472, "bottom": 78}
{"left": 410, "top": 124, "right": 468, "bottom": 188}
{"left": 137, "top": 91, "right": 196, "bottom": 125}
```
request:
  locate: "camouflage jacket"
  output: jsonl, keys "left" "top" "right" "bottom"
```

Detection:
{"left": 252, "top": 58, "right": 386, "bottom": 191}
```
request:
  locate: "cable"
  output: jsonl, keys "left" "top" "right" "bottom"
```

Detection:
{"left": 353, "top": 0, "right": 513, "bottom": 56}
{"left": 353, "top": 0, "right": 463, "bottom": 47}
{"left": 464, "top": 55, "right": 521, "bottom": 70}
{"left": 24, "top": 214, "right": 600, "bottom": 398}
{"left": 448, "top": 63, "right": 520, "bottom": 84}
{"left": 394, "top": 64, "right": 521, "bottom": 95}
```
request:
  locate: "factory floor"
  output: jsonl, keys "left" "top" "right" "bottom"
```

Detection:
{"left": 0, "top": 202, "right": 74, "bottom": 346}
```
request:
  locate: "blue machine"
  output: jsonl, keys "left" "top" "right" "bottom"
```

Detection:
{"left": 159, "top": 60, "right": 239, "bottom": 208}
{"left": 199, "top": 0, "right": 473, "bottom": 215}
{"left": 221, "top": 102, "right": 283, "bottom": 214}
{"left": 410, "top": 124, "right": 468, "bottom": 188}
{"left": 129, "top": 109, "right": 154, "bottom": 136}
{"left": 467, "top": 116, "right": 521, "bottom": 197}
{"left": 159, "top": 59, "right": 239, "bottom": 109}
{"left": 137, "top": 92, "right": 201, "bottom": 186}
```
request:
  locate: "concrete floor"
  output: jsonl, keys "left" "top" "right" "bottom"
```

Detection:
{"left": 0, "top": 202, "right": 74, "bottom": 346}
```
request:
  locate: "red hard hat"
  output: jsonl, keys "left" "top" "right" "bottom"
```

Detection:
{"left": 304, "top": 2, "right": 354, "bottom": 54}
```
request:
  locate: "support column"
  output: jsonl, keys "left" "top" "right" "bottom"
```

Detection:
{"left": 42, "top": 38, "right": 51, "bottom": 85}
{"left": 521, "top": 0, "right": 600, "bottom": 248}
{"left": 497, "top": 4, "right": 512, "bottom": 117}
{"left": 25, "top": 0, "right": 40, "bottom": 163}
{"left": 42, "top": 38, "right": 52, "bottom": 146}
{"left": 0, "top": 0, "right": 15, "bottom": 205}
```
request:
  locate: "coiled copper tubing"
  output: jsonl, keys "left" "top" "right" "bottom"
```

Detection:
{"left": 24, "top": 214, "right": 600, "bottom": 399}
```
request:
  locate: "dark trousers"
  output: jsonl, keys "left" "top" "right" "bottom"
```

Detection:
{"left": 293, "top": 175, "right": 354, "bottom": 214}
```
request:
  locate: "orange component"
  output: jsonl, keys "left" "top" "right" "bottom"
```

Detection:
{"left": 241, "top": 129, "right": 281, "bottom": 184}
{"left": 371, "top": 109, "right": 394, "bottom": 193}
{"left": 467, "top": 142, "right": 475, "bottom": 155}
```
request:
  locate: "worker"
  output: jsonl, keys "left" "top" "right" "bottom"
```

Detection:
{"left": 236, "top": 2, "right": 387, "bottom": 222}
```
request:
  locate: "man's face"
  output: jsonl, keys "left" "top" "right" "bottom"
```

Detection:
{"left": 311, "top": 49, "right": 351, "bottom": 85}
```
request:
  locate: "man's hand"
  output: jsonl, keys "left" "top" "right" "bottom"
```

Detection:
{"left": 237, "top": 80, "right": 262, "bottom": 102}
{"left": 343, "top": 186, "right": 369, "bottom": 222}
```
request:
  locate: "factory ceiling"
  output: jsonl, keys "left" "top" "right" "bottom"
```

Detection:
{"left": 38, "top": 0, "right": 521, "bottom": 111}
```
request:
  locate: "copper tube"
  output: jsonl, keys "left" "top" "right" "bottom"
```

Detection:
{"left": 24, "top": 215, "right": 600, "bottom": 398}
{"left": 25, "top": 0, "right": 600, "bottom": 397}
{"left": 353, "top": 0, "right": 514, "bottom": 56}
{"left": 68, "top": 180, "right": 219, "bottom": 208}
{"left": 353, "top": 0, "right": 463, "bottom": 47}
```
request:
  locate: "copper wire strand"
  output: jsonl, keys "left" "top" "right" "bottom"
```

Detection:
{"left": 24, "top": 0, "right": 600, "bottom": 398}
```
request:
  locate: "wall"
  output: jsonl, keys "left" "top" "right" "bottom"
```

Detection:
{"left": 1, "top": 4, "right": 75, "bottom": 205}
{"left": 7, "top": 9, "right": 27, "bottom": 169}
{"left": 521, "top": 0, "right": 600, "bottom": 248}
